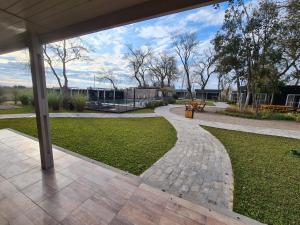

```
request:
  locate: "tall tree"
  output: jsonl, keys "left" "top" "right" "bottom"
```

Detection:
{"left": 193, "top": 48, "right": 217, "bottom": 91}
{"left": 125, "top": 45, "right": 151, "bottom": 87}
{"left": 97, "top": 69, "right": 118, "bottom": 90}
{"left": 43, "top": 39, "right": 89, "bottom": 96}
{"left": 148, "top": 52, "right": 178, "bottom": 96}
{"left": 173, "top": 33, "right": 199, "bottom": 99}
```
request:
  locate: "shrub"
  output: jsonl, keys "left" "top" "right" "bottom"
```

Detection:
{"left": 19, "top": 95, "right": 30, "bottom": 105}
{"left": 62, "top": 96, "right": 74, "bottom": 110}
{"left": 146, "top": 100, "right": 166, "bottom": 109}
{"left": 272, "top": 113, "right": 295, "bottom": 121}
{"left": 165, "top": 97, "right": 176, "bottom": 104}
{"left": 48, "top": 93, "right": 61, "bottom": 111}
{"left": 0, "top": 96, "right": 6, "bottom": 104}
{"left": 29, "top": 95, "right": 35, "bottom": 106}
{"left": 72, "top": 95, "right": 86, "bottom": 112}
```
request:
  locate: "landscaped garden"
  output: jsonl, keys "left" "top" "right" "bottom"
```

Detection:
{"left": 0, "top": 117, "right": 176, "bottom": 175}
{"left": 203, "top": 126, "right": 300, "bottom": 225}
{"left": 218, "top": 106, "right": 300, "bottom": 122}
{"left": 175, "top": 99, "right": 215, "bottom": 106}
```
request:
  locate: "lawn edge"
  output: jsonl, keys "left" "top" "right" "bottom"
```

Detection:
{"left": 4, "top": 128, "right": 141, "bottom": 182}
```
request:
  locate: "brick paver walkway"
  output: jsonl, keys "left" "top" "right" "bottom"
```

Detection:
{"left": 142, "top": 105, "right": 234, "bottom": 210}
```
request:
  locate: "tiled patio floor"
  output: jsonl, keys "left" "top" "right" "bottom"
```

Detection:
{"left": 0, "top": 129, "right": 261, "bottom": 225}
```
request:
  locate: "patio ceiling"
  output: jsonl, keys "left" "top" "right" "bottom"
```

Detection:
{"left": 0, "top": 0, "right": 219, "bottom": 55}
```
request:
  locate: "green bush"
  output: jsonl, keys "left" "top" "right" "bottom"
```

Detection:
{"left": 164, "top": 97, "right": 176, "bottom": 104}
{"left": 146, "top": 100, "right": 166, "bottom": 109}
{"left": 19, "top": 95, "right": 30, "bottom": 105}
{"left": 72, "top": 95, "right": 86, "bottom": 112}
{"left": 48, "top": 93, "right": 61, "bottom": 111}
{"left": 0, "top": 96, "right": 6, "bottom": 104}
{"left": 62, "top": 96, "right": 74, "bottom": 110}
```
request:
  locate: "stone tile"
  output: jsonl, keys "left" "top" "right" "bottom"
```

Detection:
{"left": 59, "top": 180, "right": 96, "bottom": 203}
{"left": 90, "top": 192, "right": 123, "bottom": 214}
{"left": 21, "top": 180, "right": 57, "bottom": 203}
{"left": 166, "top": 199, "right": 206, "bottom": 224}
{"left": 0, "top": 158, "right": 39, "bottom": 179}
{"left": 207, "top": 217, "right": 227, "bottom": 225}
{"left": 9, "top": 167, "right": 43, "bottom": 190}
{"left": 11, "top": 205, "right": 59, "bottom": 225}
{"left": 0, "top": 192, "right": 36, "bottom": 222}
{"left": 160, "top": 209, "right": 205, "bottom": 225}
{"left": 42, "top": 171, "right": 74, "bottom": 191}
{"left": 0, "top": 181, "right": 19, "bottom": 201}
{"left": 117, "top": 201, "right": 162, "bottom": 225}
{"left": 0, "top": 215, "right": 9, "bottom": 225}
{"left": 38, "top": 192, "right": 81, "bottom": 222}
{"left": 61, "top": 205, "right": 100, "bottom": 225}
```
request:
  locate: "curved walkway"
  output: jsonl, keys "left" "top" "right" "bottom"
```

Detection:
{"left": 0, "top": 112, "right": 159, "bottom": 119}
{"left": 141, "top": 105, "right": 234, "bottom": 210}
{"left": 170, "top": 106, "right": 300, "bottom": 139}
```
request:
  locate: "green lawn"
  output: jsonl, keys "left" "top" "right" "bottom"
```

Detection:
{"left": 0, "top": 117, "right": 176, "bottom": 175}
{"left": 127, "top": 108, "right": 154, "bottom": 113}
{"left": 175, "top": 99, "right": 215, "bottom": 106}
{"left": 0, "top": 105, "right": 154, "bottom": 114}
{"left": 202, "top": 126, "right": 300, "bottom": 225}
{"left": 0, "top": 105, "right": 35, "bottom": 114}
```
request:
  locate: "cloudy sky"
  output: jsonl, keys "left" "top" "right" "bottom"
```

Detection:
{"left": 0, "top": 2, "right": 228, "bottom": 90}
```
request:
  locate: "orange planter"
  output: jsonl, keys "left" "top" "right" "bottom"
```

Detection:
{"left": 185, "top": 110, "right": 194, "bottom": 119}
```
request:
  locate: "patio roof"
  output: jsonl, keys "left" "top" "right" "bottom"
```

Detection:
{"left": 0, "top": 0, "right": 219, "bottom": 54}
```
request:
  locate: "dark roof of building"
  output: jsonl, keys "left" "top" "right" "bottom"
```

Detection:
{"left": 195, "top": 89, "right": 221, "bottom": 93}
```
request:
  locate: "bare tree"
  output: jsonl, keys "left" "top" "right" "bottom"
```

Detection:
{"left": 96, "top": 69, "right": 118, "bottom": 90}
{"left": 193, "top": 48, "right": 216, "bottom": 91}
{"left": 43, "top": 38, "right": 89, "bottom": 96}
{"left": 148, "top": 52, "right": 178, "bottom": 96}
{"left": 125, "top": 45, "right": 151, "bottom": 87}
{"left": 173, "top": 32, "right": 199, "bottom": 99}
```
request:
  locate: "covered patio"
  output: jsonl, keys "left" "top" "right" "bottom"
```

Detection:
{"left": 0, "top": 129, "right": 261, "bottom": 225}
{"left": 1, "top": 0, "right": 262, "bottom": 224}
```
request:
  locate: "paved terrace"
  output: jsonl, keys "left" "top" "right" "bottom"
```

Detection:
{"left": 0, "top": 129, "right": 262, "bottom": 225}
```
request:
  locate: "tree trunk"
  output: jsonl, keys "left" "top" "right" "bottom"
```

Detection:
{"left": 236, "top": 77, "right": 241, "bottom": 110}
{"left": 269, "top": 92, "right": 274, "bottom": 105}
{"left": 243, "top": 83, "right": 251, "bottom": 111}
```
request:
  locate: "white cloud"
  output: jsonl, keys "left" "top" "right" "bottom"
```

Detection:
{"left": 184, "top": 8, "right": 225, "bottom": 27}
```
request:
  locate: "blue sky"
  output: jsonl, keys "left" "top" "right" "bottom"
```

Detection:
{"left": 0, "top": 2, "right": 228, "bottom": 89}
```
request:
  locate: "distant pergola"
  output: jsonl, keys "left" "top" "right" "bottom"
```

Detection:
{"left": 0, "top": 0, "right": 218, "bottom": 170}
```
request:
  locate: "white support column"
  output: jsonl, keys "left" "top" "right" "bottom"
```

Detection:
{"left": 28, "top": 33, "right": 54, "bottom": 170}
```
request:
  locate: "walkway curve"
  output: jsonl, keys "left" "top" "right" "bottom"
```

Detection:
{"left": 0, "top": 112, "right": 159, "bottom": 119}
{"left": 170, "top": 105, "right": 300, "bottom": 139}
{"left": 142, "top": 105, "right": 234, "bottom": 210}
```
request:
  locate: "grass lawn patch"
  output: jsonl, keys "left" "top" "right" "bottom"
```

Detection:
{"left": 0, "top": 117, "right": 176, "bottom": 175}
{"left": 175, "top": 99, "right": 215, "bottom": 106}
{"left": 127, "top": 108, "right": 154, "bottom": 113}
{"left": 0, "top": 105, "right": 155, "bottom": 114}
{"left": 0, "top": 105, "right": 35, "bottom": 114}
{"left": 202, "top": 126, "right": 300, "bottom": 225}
